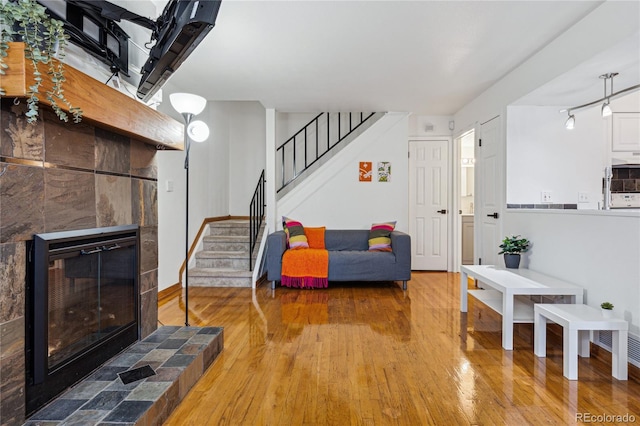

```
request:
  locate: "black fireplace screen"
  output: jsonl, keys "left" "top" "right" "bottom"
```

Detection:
{"left": 27, "top": 225, "right": 139, "bottom": 416}
{"left": 47, "top": 240, "right": 136, "bottom": 368}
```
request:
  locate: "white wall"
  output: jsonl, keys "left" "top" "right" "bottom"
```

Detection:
{"left": 506, "top": 105, "right": 607, "bottom": 207}
{"left": 157, "top": 87, "right": 227, "bottom": 290}
{"left": 276, "top": 112, "right": 320, "bottom": 147}
{"left": 197, "top": 100, "right": 265, "bottom": 218}
{"left": 506, "top": 91, "right": 640, "bottom": 207}
{"left": 157, "top": 149, "right": 187, "bottom": 289}
{"left": 157, "top": 97, "right": 266, "bottom": 290}
{"left": 504, "top": 210, "right": 640, "bottom": 336}
{"left": 227, "top": 102, "right": 267, "bottom": 215}
{"left": 207, "top": 102, "right": 232, "bottom": 217}
{"left": 454, "top": 1, "right": 640, "bottom": 332}
{"left": 276, "top": 112, "right": 410, "bottom": 231}
{"left": 408, "top": 114, "right": 453, "bottom": 138}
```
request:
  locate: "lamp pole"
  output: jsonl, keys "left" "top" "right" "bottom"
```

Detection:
{"left": 170, "top": 93, "right": 209, "bottom": 328}
{"left": 182, "top": 112, "right": 194, "bottom": 327}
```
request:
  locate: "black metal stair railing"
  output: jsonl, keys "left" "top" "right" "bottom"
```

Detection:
{"left": 249, "top": 169, "right": 265, "bottom": 271}
{"left": 276, "top": 112, "right": 375, "bottom": 193}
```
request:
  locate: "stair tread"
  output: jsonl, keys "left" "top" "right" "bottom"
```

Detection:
{"left": 208, "top": 220, "right": 250, "bottom": 227}
{"left": 187, "top": 220, "right": 263, "bottom": 287}
{"left": 203, "top": 235, "right": 250, "bottom": 241}
{"left": 189, "top": 268, "right": 253, "bottom": 277}
{"left": 196, "top": 250, "right": 251, "bottom": 258}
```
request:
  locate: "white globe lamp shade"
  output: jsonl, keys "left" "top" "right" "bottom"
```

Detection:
{"left": 170, "top": 93, "right": 207, "bottom": 115}
{"left": 187, "top": 120, "right": 210, "bottom": 142}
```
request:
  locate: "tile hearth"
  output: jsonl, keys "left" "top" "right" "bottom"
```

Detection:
{"left": 24, "top": 326, "right": 223, "bottom": 425}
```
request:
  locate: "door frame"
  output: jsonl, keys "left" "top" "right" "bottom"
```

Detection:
{"left": 452, "top": 128, "right": 476, "bottom": 273}
{"left": 476, "top": 115, "right": 504, "bottom": 268}
{"left": 451, "top": 113, "right": 505, "bottom": 270}
{"left": 408, "top": 137, "right": 453, "bottom": 271}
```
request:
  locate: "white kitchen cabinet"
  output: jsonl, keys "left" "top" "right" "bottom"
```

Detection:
{"left": 461, "top": 215, "right": 474, "bottom": 265}
{"left": 612, "top": 112, "right": 640, "bottom": 152}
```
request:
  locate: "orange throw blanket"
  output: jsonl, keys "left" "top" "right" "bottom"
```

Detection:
{"left": 281, "top": 248, "right": 329, "bottom": 289}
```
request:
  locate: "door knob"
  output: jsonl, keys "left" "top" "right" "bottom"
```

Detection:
{"left": 487, "top": 212, "right": 499, "bottom": 219}
{"left": 437, "top": 209, "right": 447, "bottom": 214}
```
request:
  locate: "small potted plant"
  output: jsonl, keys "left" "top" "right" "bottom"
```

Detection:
{"left": 601, "top": 302, "right": 614, "bottom": 318}
{"left": 498, "top": 235, "right": 530, "bottom": 269}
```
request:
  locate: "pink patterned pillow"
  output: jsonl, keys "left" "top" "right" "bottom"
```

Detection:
{"left": 282, "top": 217, "right": 309, "bottom": 249}
{"left": 368, "top": 221, "right": 396, "bottom": 252}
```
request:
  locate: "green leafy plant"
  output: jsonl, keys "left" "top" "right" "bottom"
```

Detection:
{"left": 0, "top": 0, "right": 82, "bottom": 123}
{"left": 498, "top": 235, "right": 530, "bottom": 255}
{"left": 601, "top": 302, "right": 614, "bottom": 310}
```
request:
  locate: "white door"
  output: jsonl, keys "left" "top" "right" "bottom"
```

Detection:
{"left": 476, "top": 117, "right": 503, "bottom": 266}
{"left": 409, "top": 140, "right": 449, "bottom": 270}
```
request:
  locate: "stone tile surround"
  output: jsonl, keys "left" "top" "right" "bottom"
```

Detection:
{"left": 24, "top": 326, "right": 223, "bottom": 426}
{"left": 0, "top": 99, "right": 160, "bottom": 425}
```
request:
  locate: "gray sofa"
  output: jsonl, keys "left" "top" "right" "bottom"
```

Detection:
{"left": 266, "top": 230, "right": 411, "bottom": 290}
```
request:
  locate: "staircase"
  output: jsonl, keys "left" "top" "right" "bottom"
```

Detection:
{"left": 276, "top": 111, "right": 383, "bottom": 197}
{"left": 188, "top": 219, "right": 263, "bottom": 287}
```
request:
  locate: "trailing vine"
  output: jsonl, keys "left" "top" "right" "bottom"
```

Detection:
{"left": 0, "top": 0, "right": 82, "bottom": 123}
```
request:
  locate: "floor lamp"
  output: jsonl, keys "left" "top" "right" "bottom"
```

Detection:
{"left": 170, "top": 93, "right": 210, "bottom": 327}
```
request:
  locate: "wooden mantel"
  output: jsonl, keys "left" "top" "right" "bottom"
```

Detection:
{"left": 1, "top": 42, "right": 184, "bottom": 149}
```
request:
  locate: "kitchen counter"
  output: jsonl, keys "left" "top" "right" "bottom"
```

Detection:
{"left": 506, "top": 208, "right": 640, "bottom": 217}
{"left": 461, "top": 216, "right": 474, "bottom": 264}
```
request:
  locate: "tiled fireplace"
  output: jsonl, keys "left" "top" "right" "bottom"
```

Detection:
{"left": 0, "top": 99, "right": 160, "bottom": 425}
{"left": 26, "top": 225, "right": 141, "bottom": 415}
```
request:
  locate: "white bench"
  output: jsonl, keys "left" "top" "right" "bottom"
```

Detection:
{"left": 534, "top": 303, "right": 628, "bottom": 380}
{"left": 460, "top": 265, "right": 584, "bottom": 350}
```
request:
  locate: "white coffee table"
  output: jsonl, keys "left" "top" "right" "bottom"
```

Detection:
{"left": 534, "top": 303, "right": 628, "bottom": 380}
{"left": 460, "top": 265, "right": 584, "bottom": 350}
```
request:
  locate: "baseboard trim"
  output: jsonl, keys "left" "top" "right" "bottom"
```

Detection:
{"left": 255, "top": 273, "right": 269, "bottom": 288}
{"left": 158, "top": 283, "right": 182, "bottom": 306}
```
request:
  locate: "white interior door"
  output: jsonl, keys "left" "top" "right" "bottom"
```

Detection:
{"left": 477, "top": 117, "right": 503, "bottom": 266}
{"left": 409, "top": 140, "right": 449, "bottom": 270}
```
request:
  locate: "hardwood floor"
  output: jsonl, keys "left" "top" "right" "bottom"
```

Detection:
{"left": 158, "top": 272, "right": 640, "bottom": 425}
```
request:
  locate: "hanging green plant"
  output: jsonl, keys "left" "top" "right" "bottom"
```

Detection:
{"left": 0, "top": 0, "right": 82, "bottom": 123}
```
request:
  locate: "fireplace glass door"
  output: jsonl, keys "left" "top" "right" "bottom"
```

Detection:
{"left": 48, "top": 239, "right": 136, "bottom": 369}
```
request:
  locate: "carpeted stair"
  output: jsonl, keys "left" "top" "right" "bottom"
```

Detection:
{"left": 189, "top": 219, "right": 263, "bottom": 287}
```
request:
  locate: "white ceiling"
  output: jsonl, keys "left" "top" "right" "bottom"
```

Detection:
{"left": 150, "top": 0, "right": 640, "bottom": 115}
{"left": 514, "top": 33, "right": 640, "bottom": 107}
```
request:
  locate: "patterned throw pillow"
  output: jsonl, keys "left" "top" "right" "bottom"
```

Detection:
{"left": 282, "top": 217, "right": 309, "bottom": 249}
{"left": 305, "top": 227, "right": 326, "bottom": 249}
{"left": 368, "top": 221, "right": 396, "bottom": 252}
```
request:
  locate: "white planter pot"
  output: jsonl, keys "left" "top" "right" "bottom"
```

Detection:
{"left": 601, "top": 309, "right": 613, "bottom": 318}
